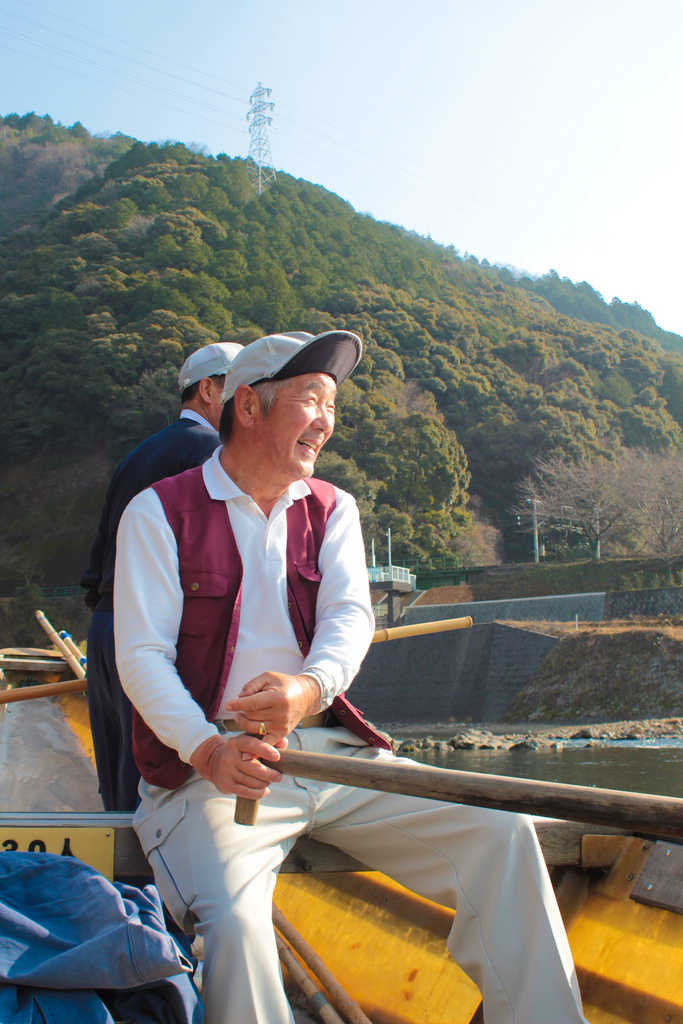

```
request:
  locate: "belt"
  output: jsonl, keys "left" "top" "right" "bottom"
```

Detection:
{"left": 215, "top": 712, "right": 327, "bottom": 734}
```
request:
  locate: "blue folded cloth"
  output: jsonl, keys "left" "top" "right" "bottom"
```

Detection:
{"left": 0, "top": 852, "right": 202, "bottom": 1023}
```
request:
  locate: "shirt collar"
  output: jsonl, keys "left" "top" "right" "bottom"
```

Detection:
{"left": 179, "top": 409, "right": 218, "bottom": 432}
{"left": 202, "top": 447, "right": 310, "bottom": 505}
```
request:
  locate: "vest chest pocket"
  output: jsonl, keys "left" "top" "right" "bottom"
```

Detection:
{"left": 178, "top": 569, "right": 235, "bottom": 640}
{"left": 295, "top": 561, "right": 322, "bottom": 584}
{"left": 180, "top": 569, "right": 236, "bottom": 598}
{"left": 179, "top": 568, "right": 232, "bottom": 598}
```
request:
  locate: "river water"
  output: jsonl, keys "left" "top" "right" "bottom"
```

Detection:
{"left": 407, "top": 739, "right": 683, "bottom": 798}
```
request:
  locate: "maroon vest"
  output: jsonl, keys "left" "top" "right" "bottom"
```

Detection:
{"left": 131, "top": 467, "right": 389, "bottom": 789}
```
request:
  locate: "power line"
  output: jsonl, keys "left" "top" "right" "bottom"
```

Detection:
{"left": 1, "top": 45, "right": 249, "bottom": 137}
{"left": 0, "top": 2, "right": 605, "bottom": 256}
{"left": 11, "top": 0, "right": 248, "bottom": 90}
{"left": 1, "top": 26, "right": 247, "bottom": 126}
{"left": 272, "top": 133, "right": 593, "bottom": 255}
{"left": 0, "top": 5, "right": 247, "bottom": 106}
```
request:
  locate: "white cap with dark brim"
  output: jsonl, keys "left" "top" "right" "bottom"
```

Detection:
{"left": 178, "top": 341, "right": 244, "bottom": 393}
{"left": 220, "top": 330, "right": 362, "bottom": 404}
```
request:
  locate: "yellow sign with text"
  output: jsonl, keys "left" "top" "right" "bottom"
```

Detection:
{"left": 0, "top": 827, "right": 115, "bottom": 880}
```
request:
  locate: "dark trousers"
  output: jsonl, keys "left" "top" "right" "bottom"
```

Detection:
{"left": 86, "top": 611, "right": 140, "bottom": 812}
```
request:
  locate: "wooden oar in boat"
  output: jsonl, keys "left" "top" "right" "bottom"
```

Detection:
{"left": 0, "top": 677, "right": 87, "bottom": 704}
{"left": 234, "top": 614, "right": 474, "bottom": 824}
{"left": 370, "top": 615, "right": 473, "bottom": 643}
{"left": 275, "top": 933, "right": 346, "bottom": 1024}
{"left": 0, "top": 613, "right": 87, "bottom": 705}
{"left": 35, "top": 611, "right": 86, "bottom": 681}
{"left": 258, "top": 748, "right": 683, "bottom": 840}
{"left": 58, "top": 629, "right": 87, "bottom": 673}
{"left": 274, "top": 906, "right": 373, "bottom": 1024}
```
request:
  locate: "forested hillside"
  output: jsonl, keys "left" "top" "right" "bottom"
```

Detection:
{"left": 0, "top": 113, "right": 134, "bottom": 236}
{"left": 2, "top": 113, "right": 683, "bottom": 591}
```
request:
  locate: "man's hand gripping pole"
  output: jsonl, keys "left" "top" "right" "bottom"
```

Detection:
{"left": 232, "top": 615, "right": 475, "bottom": 825}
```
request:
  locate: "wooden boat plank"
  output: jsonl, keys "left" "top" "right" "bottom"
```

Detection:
{"left": 631, "top": 839, "right": 683, "bottom": 914}
{"left": 0, "top": 648, "right": 65, "bottom": 659}
{"left": 0, "top": 812, "right": 630, "bottom": 877}
{"left": 0, "top": 658, "right": 68, "bottom": 673}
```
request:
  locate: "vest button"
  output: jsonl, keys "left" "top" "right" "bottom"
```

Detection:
{"left": 288, "top": 602, "right": 291, "bottom": 608}
{"left": 191, "top": 583, "right": 199, "bottom": 591}
{"left": 230, "top": 646, "right": 235, "bottom": 653}
{"left": 298, "top": 641, "right": 302, "bottom": 648}
{"left": 339, "top": 708, "right": 346, "bottom": 715}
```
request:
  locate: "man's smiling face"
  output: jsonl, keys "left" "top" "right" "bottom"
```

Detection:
{"left": 258, "top": 372, "right": 336, "bottom": 487}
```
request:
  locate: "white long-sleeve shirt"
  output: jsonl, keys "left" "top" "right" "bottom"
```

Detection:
{"left": 114, "top": 448, "right": 375, "bottom": 764}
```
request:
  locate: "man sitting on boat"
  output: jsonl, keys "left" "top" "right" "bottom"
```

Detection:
{"left": 114, "top": 330, "right": 589, "bottom": 1024}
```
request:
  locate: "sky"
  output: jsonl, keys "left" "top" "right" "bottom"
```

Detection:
{"left": 2, "top": 0, "right": 683, "bottom": 334}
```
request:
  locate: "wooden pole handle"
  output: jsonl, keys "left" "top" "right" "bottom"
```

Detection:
{"left": 35, "top": 611, "right": 86, "bottom": 681}
{"left": 262, "top": 748, "right": 683, "bottom": 840}
{"left": 234, "top": 796, "right": 261, "bottom": 826}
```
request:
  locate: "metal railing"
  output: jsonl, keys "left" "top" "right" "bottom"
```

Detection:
{"left": 367, "top": 566, "right": 416, "bottom": 589}
{"left": 39, "top": 586, "right": 82, "bottom": 599}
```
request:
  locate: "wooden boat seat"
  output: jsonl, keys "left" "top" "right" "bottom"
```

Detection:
{"left": 0, "top": 648, "right": 69, "bottom": 686}
{"left": 0, "top": 812, "right": 627, "bottom": 880}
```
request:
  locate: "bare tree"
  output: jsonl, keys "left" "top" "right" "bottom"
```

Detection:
{"left": 514, "top": 455, "right": 624, "bottom": 560}
{"left": 619, "top": 449, "right": 683, "bottom": 570}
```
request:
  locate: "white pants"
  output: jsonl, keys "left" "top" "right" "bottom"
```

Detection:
{"left": 134, "top": 727, "right": 587, "bottom": 1024}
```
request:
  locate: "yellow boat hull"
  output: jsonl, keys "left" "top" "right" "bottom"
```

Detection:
{"left": 276, "top": 870, "right": 479, "bottom": 1024}
{"left": 275, "top": 838, "right": 683, "bottom": 1024}
{"left": 5, "top": 688, "right": 683, "bottom": 1023}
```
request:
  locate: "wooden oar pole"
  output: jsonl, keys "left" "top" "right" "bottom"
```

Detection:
{"left": 58, "top": 630, "right": 87, "bottom": 673}
{"left": 261, "top": 749, "right": 683, "bottom": 840}
{"left": 0, "top": 677, "right": 86, "bottom": 704}
{"left": 371, "top": 615, "right": 473, "bottom": 643}
{"left": 275, "top": 933, "right": 346, "bottom": 1024}
{"left": 35, "top": 611, "right": 86, "bottom": 682}
{"left": 273, "top": 906, "right": 374, "bottom": 1024}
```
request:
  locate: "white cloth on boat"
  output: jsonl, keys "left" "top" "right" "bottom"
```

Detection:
{"left": 134, "top": 726, "right": 588, "bottom": 1024}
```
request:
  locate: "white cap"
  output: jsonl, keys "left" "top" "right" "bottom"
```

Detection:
{"left": 220, "top": 330, "right": 362, "bottom": 404}
{"left": 178, "top": 342, "right": 243, "bottom": 393}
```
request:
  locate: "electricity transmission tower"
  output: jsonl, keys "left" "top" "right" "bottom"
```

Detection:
{"left": 246, "top": 83, "right": 276, "bottom": 195}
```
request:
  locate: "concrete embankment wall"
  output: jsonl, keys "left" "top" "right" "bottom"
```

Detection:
{"left": 403, "top": 592, "right": 607, "bottom": 626}
{"left": 604, "top": 587, "right": 683, "bottom": 619}
{"left": 347, "top": 623, "right": 558, "bottom": 725}
{"left": 356, "top": 585, "right": 683, "bottom": 726}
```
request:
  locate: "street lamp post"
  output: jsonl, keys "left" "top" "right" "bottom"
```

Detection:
{"left": 528, "top": 498, "right": 539, "bottom": 563}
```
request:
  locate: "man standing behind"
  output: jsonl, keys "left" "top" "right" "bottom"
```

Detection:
{"left": 81, "top": 341, "right": 242, "bottom": 812}
{"left": 115, "top": 331, "right": 588, "bottom": 1024}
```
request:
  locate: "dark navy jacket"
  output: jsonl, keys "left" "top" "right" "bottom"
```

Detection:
{"left": 81, "top": 418, "right": 220, "bottom": 611}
